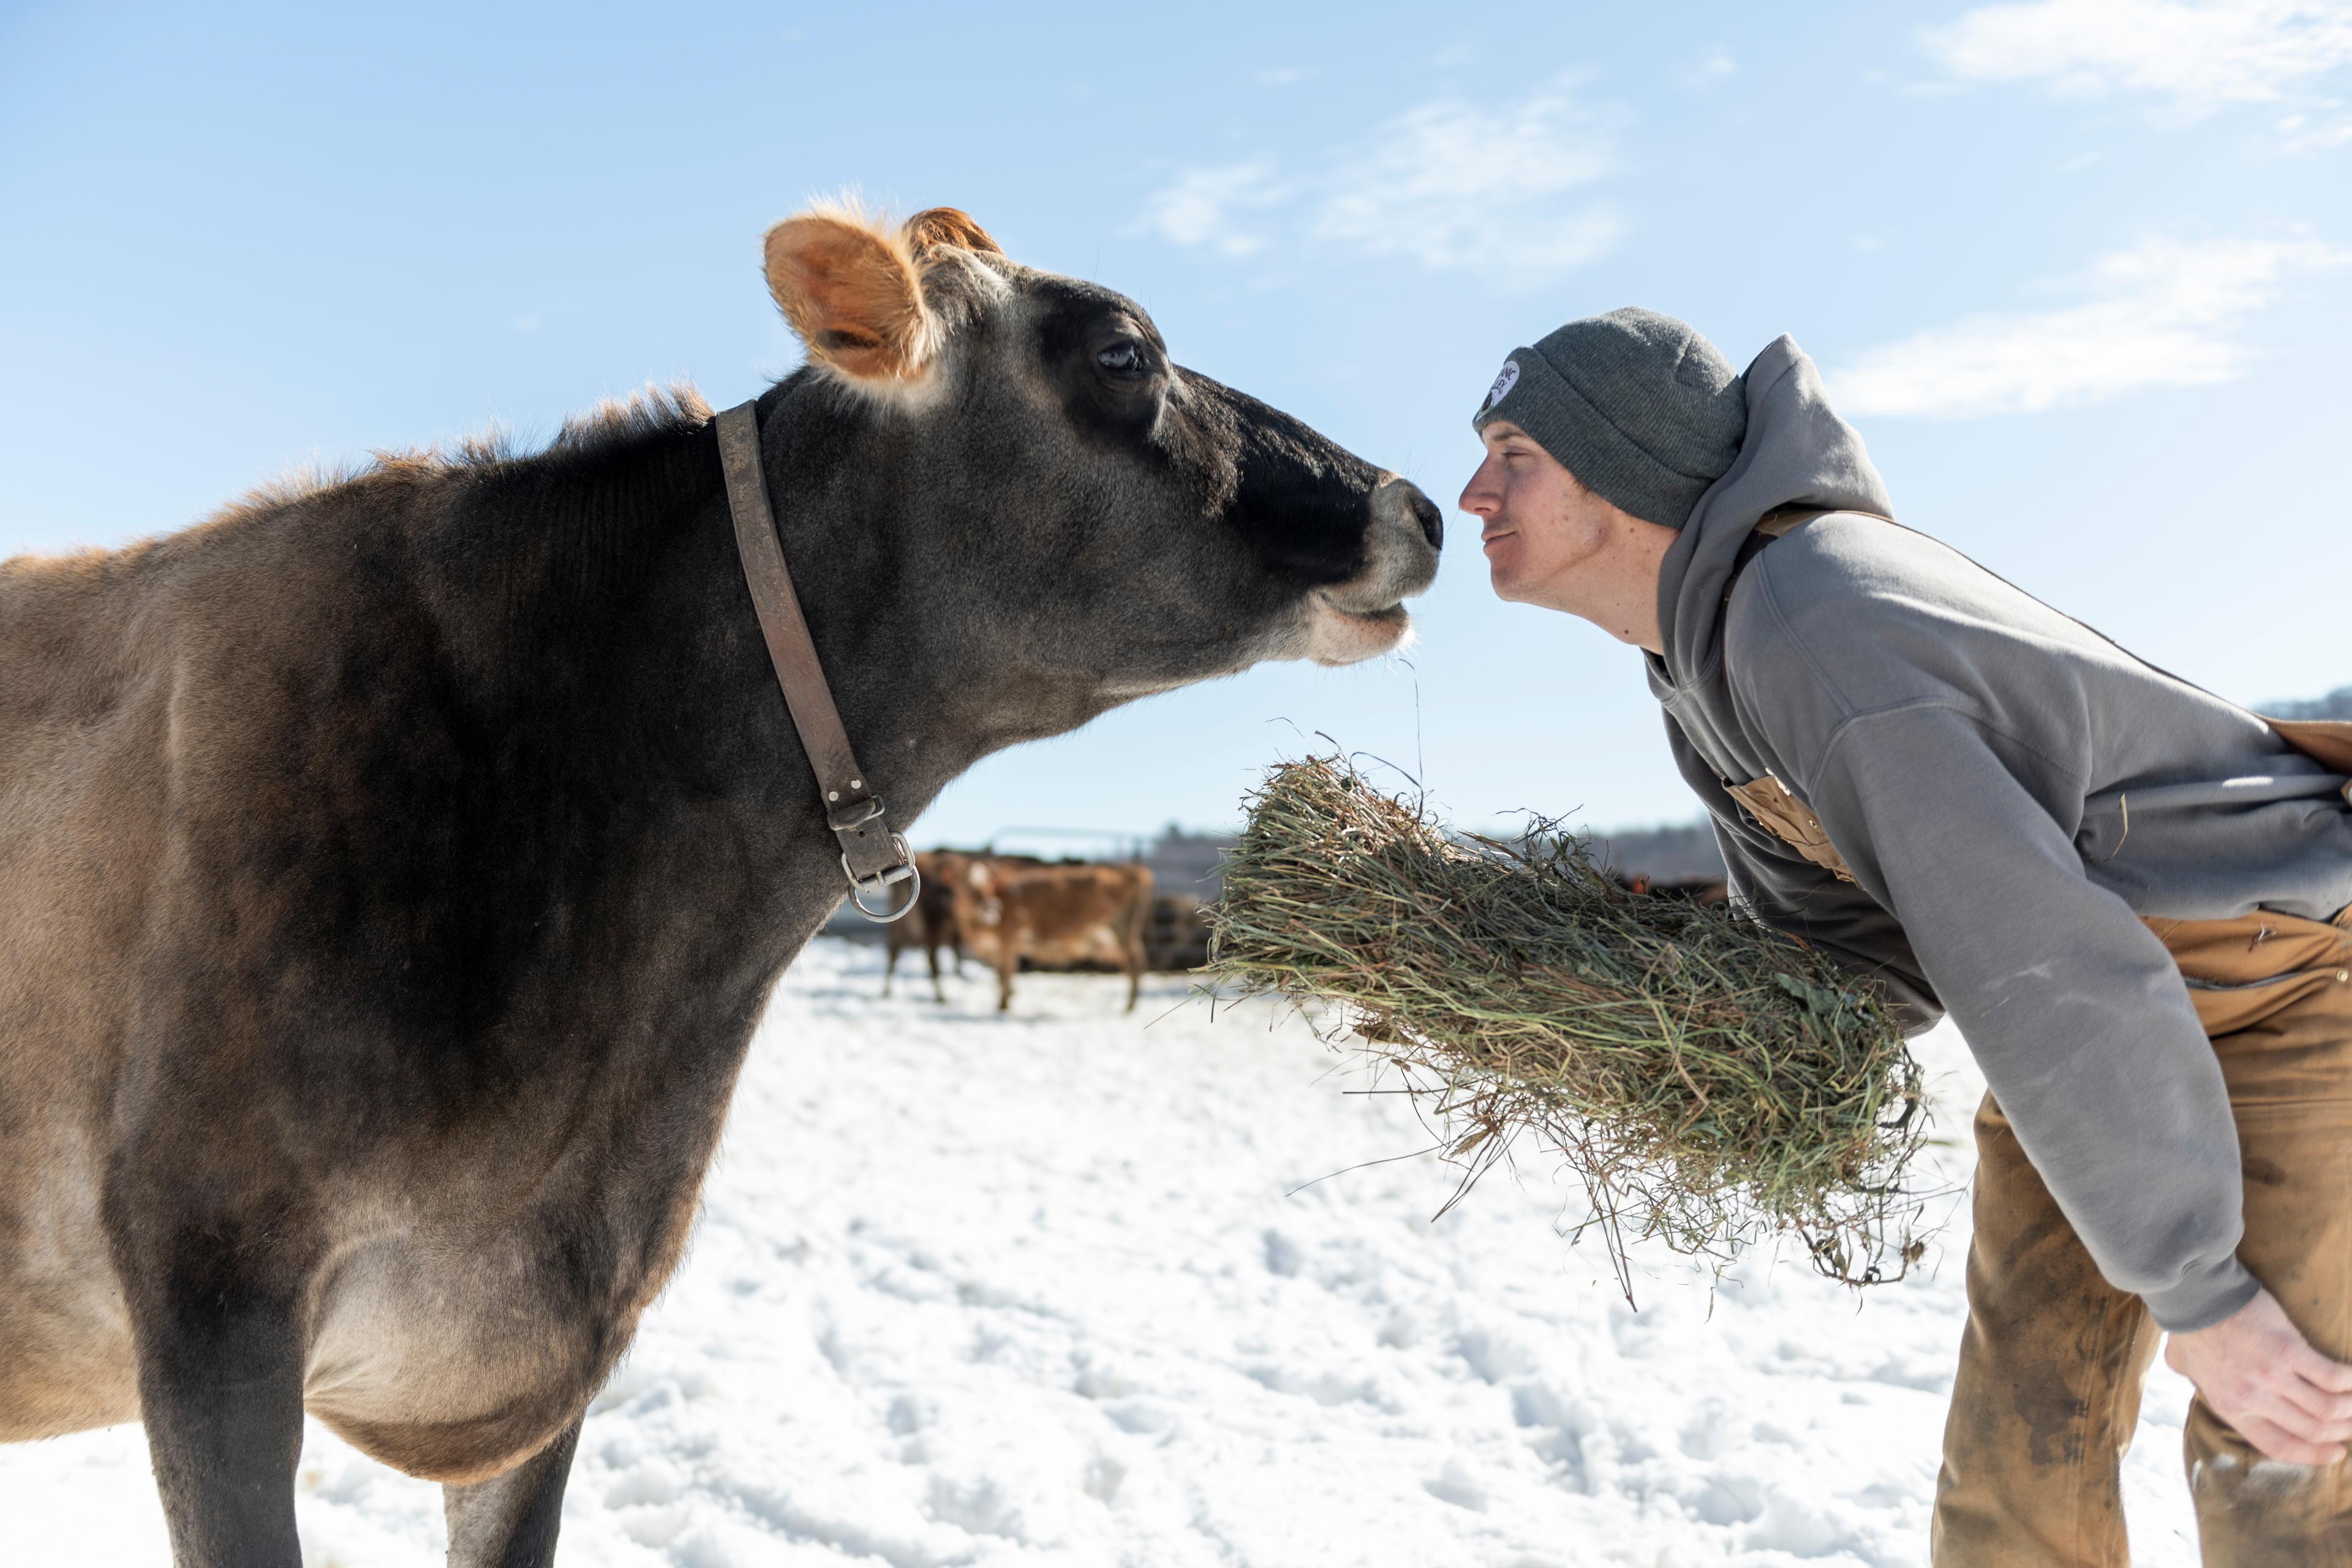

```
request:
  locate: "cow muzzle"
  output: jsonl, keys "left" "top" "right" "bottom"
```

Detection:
{"left": 1301, "top": 477, "right": 1443, "bottom": 666}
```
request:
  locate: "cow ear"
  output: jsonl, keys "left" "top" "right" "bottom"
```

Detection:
{"left": 762, "top": 209, "right": 934, "bottom": 384}
{"left": 903, "top": 207, "right": 1002, "bottom": 257}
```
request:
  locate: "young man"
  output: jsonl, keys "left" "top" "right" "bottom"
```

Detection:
{"left": 1459, "top": 309, "right": 2352, "bottom": 1564}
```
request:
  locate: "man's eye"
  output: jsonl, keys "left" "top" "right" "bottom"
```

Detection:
{"left": 1096, "top": 342, "right": 1144, "bottom": 376}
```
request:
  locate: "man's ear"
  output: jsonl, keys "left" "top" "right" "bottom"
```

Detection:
{"left": 762, "top": 208, "right": 934, "bottom": 384}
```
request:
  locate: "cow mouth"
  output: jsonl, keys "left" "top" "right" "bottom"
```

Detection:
{"left": 1303, "top": 590, "right": 1414, "bottom": 666}
{"left": 1316, "top": 592, "right": 1409, "bottom": 630}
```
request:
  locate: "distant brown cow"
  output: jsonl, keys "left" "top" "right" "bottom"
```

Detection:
{"left": 880, "top": 850, "right": 1060, "bottom": 1001}
{"left": 1617, "top": 872, "right": 1732, "bottom": 905}
{"left": 883, "top": 850, "right": 970, "bottom": 1001}
{"left": 952, "top": 860, "right": 1155, "bottom": 1012}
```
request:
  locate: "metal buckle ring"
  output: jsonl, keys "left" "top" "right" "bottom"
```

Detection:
{"left": 843, "top": 834, "right": 921, "bottom": 923}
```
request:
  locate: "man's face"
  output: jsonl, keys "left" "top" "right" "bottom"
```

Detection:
{"left": 1457, "top": 421, "right": 1617, "bottom": 608}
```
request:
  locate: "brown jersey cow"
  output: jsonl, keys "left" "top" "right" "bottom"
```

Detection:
{"left": 882, "top": 848, "right": 971, "bottom": 1001}
{"left": 952, "top": 859, "right": 1156, "bottom": 1012}
{"left": 0, "top": 203, "right": 1440, "bottom": 1567}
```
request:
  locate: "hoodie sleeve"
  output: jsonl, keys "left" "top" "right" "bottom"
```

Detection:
{"left": 1793, "top": 701, "right": 2257, "bottom": 1331}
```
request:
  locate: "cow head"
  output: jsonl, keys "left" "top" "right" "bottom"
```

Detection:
{"left": 959, "top": 858, "right": 1005, "bottom": 929}
{"left": 756, "top": 204, "right": 1442, "bottom": 738}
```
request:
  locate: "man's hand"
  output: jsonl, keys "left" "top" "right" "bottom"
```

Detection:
{"left": 2165, "top": 1287, "right": 2352, "bottom": 1464}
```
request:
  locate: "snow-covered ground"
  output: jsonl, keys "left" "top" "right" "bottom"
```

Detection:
{"left": 6, "top": 938, "right": 2208, "bottom": 1566}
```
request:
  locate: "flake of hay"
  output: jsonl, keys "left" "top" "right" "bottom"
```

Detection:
{"left": 1203, "top": 754, "right": 1934, "bottom": 1300}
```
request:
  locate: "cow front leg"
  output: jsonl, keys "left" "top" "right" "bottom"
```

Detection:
{"left": 1124, "top": 919, "right": 1147, "bottom": 1012}
{"left": 444, "top": 1418, "right": 583, "bottom": 1568}
{"left": 926, "top": 938, "right": 946, "bottom": 1003}
{"left": 131, "top": 1281, "right": 308, "bottom": 1568}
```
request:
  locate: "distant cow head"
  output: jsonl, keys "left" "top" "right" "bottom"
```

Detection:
{"left": 960, "top": 858, "right": 1005, "bottom": 929}
{"left": 756, "top": 204, "right": 1442, "bottom": 736}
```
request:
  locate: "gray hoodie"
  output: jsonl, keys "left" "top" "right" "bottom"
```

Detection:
{"left": 1652, "top": 336, "right": 2352, "bottom": 1331}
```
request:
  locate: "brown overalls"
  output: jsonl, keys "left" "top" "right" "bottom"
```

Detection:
{"left": 1728, "top": 718, "right": 2352, "bottom": 1565}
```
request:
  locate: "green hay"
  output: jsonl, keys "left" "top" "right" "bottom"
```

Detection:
{"left": 1203, "top": 754, "right": 1934, "bottom": 1299}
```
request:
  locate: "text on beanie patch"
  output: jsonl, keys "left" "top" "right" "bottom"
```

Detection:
{"left": 1484, "top": 359, "right": 1520, "bottom": 411}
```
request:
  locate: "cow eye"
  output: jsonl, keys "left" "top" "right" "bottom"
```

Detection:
{"left": 1096, "top": 341, "right": 1145, "bottom": 377}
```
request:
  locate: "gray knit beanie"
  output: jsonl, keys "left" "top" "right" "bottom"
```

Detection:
{"left": 1472, "top": 307, "right": 1746, "bottom": 529}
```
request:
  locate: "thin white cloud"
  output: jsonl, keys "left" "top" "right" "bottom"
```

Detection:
{"left": 1132, "top": 163, "right": 1282, "bottom": 258}
{"left": 1133, "top": 81, "right": 1621, "bottom": 284}
{"left": 1678, "top": 49, "right": 1740, "bottom": 90}
{"left": 2276, "top": 104, "right": 2352, "bottom": 145}
{"left": 1830, "top": 235, "right": 2348, "bottom": 418}
{"left": 1928, "top": 0, "right": 2352, "bottom": 119}
{"left": 1311, "top": 92, "right": 1619, "bottom": 277}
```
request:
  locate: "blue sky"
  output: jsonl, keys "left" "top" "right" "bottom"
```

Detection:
{"left": 3, "top": 1, "right": 2347, "bottom": 846}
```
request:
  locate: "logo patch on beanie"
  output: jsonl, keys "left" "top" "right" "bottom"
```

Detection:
{"left": 1483, "top": 359, "right": 1520, "bottom": 411}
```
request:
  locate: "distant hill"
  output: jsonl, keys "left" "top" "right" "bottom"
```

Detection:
{"left": 1586, "top": 821, "right": 1726, "bottom": 883}
{"left": 2266, "top": 685, "right": 2352, "bottom": 721}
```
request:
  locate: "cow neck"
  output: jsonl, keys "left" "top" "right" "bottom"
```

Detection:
{"left": 715, "top": 399, "right": 919, "bottom": 922}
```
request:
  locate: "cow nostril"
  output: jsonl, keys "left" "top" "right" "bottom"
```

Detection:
{"left": 1411, "top": 492, "right": 1443, "bottom": 552}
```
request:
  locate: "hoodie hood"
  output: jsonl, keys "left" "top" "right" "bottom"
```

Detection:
{"left": 1647, "top": 335, "right": 1891, "bottom": 694}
